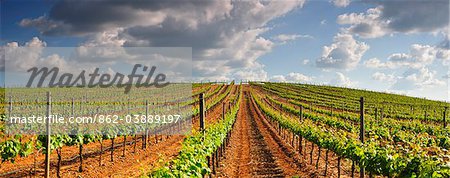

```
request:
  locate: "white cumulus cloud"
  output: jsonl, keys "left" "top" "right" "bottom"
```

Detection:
{"left": 364, "top": 44, "right": 450, "bottom": 69}
{"left": 372, "top": 72, "right": 397, "bottom": 83}
{"left": 316, "top": 33, "right": 369, "bottom": 70}
{"left": 331, "top": 0, "right": 350, "bottom": 7}
{"left": 391, "top": 67, "right": 445, "bottom": 90}
{"left": 364, "top": 58, "right": 395, "bottom": 69}
{"left": 330, "top": 72, "right": 357, "bottom": 87}
{"left": 270, "top": 72, "right": 313, "bottom": 83}
{"left": 273, "top": 34, "right": 313, "bottom": 44}
{"left": 337, "top": 0, "right": 449, "bottom": 38}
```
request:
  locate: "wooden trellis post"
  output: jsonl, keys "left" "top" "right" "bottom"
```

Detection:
{"left": 300, "top": 105, "right": 303, "bottom": 121}
{"left": 199, "top": 93, "right": 205, "bottom": 132}
{"left": 375, "top": 108, "right": 378, "bottom": 121}
{"left": 8, "top": 95, "right": 12, "bottom": 120}
{"left": 222, "top": 102, "right": 226, "bottom": 120}
{"left": 71, "top": 97, "right": 75, "bottom": 116}
{"left": 444, "top": 107, "right": 448, "bottom": 128}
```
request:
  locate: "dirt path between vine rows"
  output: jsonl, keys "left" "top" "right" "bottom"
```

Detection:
{"left": 217, "top": 86, "right": 316, "bottom": 177}
{"left": 254, "top": 86, "right": 357, "bottom": 178}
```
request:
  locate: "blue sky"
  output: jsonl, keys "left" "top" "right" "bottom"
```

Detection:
{"left": 1, "top": 0, "right": 449, "bottom": 100}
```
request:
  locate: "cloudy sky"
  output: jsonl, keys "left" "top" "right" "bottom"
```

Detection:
{"left": 1, "top": 0, "right": 449, "bottom": 100}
